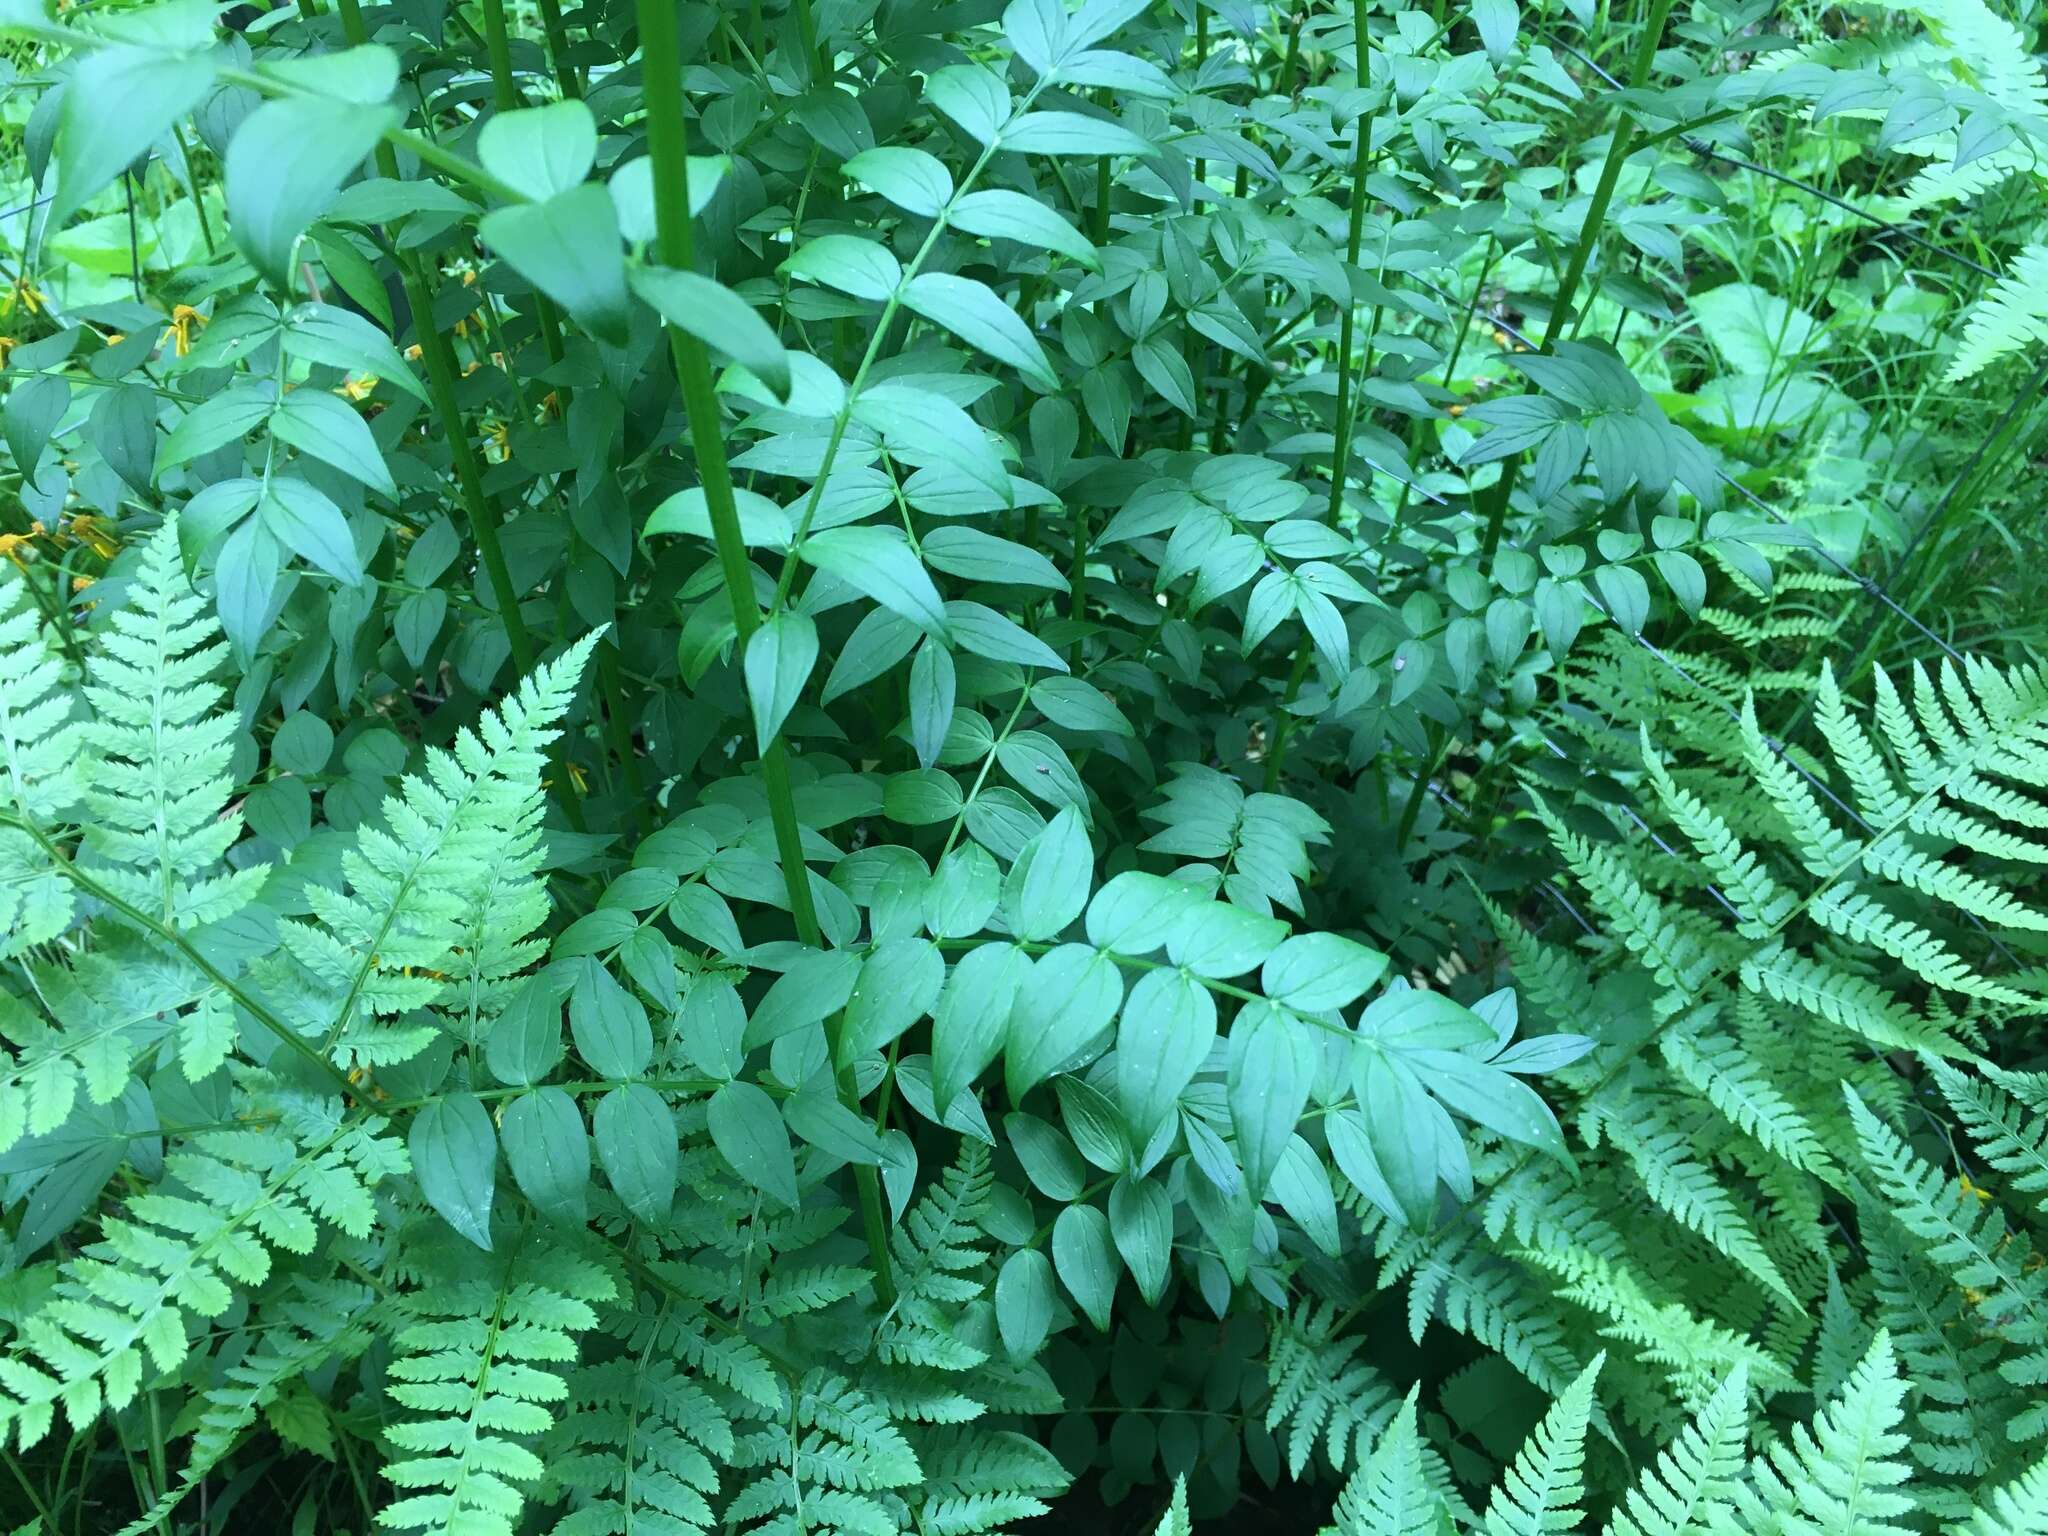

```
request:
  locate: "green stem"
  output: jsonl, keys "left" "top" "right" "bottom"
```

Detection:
{"left": 535, "top": 0, "right": 583, "bottom": 95}
{"left": 480, "top": 0, "right": 570, "bottom": 361}
{"left": 635, "top": 0, "right": 895, "bottom": 1303}
{"left": 1326, "top": 0, "right": 1373, "bottom": 520}
{"left": 1262, "top": 641, "right": 1314, "bottom": 792}
{"left": 1475, "top": 0, "right": 1672, "bottom": 570}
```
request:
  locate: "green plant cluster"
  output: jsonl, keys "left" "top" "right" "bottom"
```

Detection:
{"left": 0, "top": 0, "right": 2045, "bottom": 1530}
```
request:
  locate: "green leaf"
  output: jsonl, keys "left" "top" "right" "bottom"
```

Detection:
{"left": 744, "top": 609, "right": 818, "bottom": 749}
{"left": 409, "top": 1093, "right": 498, "bottom": 1250}
{"left": 1356, "top": 1050, "right": 1438, "bottom": 1229}
{"left": 54, "top": 45, "right": 217, "bottom": 227}
{"left": 785, "top": 234, "right": 902, "bottom": 301}
{"left": 949, "top": 190, "right": 1100, "bottom": 269}
{"left": 593, "top": 1083, "right": 679, "bottom": 1223}
{"left": 908, "top": 639, "right": 954, "bottom": 771}
{"left": 744, "top": 948, "right": 861, "bottom": 1048}
{"left": 1228, "top": 1003, "right": 1318, "bottom": 1200}
{"left": 841, "top": 935, "right": 945, "bottom": 1064}
{"left": 1002, "top": 111, "right": 1152, "bottom": 157}
{"left": 933, "top": 941, "right": 1032, "bottom": 1109}
{"left": 844, "top": 146, "right": 954, "bottom": 216}
{"left": 226, "top": 98, "right": 400, "bottom": 288}
{"left": 923, "top": 526, "right": 1066, "bottom": 589}
{"left": 630, "top": 266, "right": 791, "bottom": 401}
{"left": 997, "top": 730, "right": 1088, "bottom": 811}
{"left": 903, "top": 273, "right": 1058, "bottom": 389}
{"left": 569, "top": 959, "right": 653, "bottom": 1079}
{"left": 1052, "top": 1203, "right": 1119, "bottom": 1329}
{"left": 1002, "top": 805, "right": 1093, "bottom": 941}
{"left": 853, "top": 383, "right": 1013, "bottom": 503}
{"left": 1268, "top": 1136, "right": 1340, "bottom": 1257}
{"left": 644, "top": 485, "right": 793, "bottom": 548}
{"left": 478, "top": 100, "right": 597, "bottom": 200}
{"left": 486, "top": 971, "right": 570, "bottom": 1086}
{"left": 996, "top": 1248, "right": 1057, "bottom": 1358}
{"left": 1260, "top": 932, "right": 1388, "bottom": 1012}
{"left": 1409, "top": 1049, "right": 1570, "bottom": 1162}
{"left": 1108, "top": 1175, "right": 1172, "bottom": 1304}
{"left": 282, "top": 301, "right": 427, "bottom": 402}
{"left": 1358, "top": 987, "right": 1496, "bottom": 1051}
{"left": 479, "top": 184, "right": 631, "bottom": 345}
{"left": 707, "top": 1080, "right": 799, "bottom": 1208}
{"left": 925, "top": 843, "right": 1002, "bottom": 938}
{"left": 270, "top": 390, "right": 394, "bottom": 497}
{"left": 799, "top": 525, "right": 948, "bottom": 633}
{"left": 1166, "top": 900, "right": 1287, "bottom": 980}
{"left": 1032, "top": 676, "right": 1135, "bottom": 735}
{"left": 926, "top": 63, "right": 1013, "bottom": 144}
{"left": 1117, "top": 968, "right": 1216, "bottom": 1142}
{"left": 501, "top": 1088, "right": 590, "bottom": 1226}
{"left": 608, "top": 154, "right": 728, "bottom": 242}
{"left": 258, "top": 479, "right": 362, "bottom": 585}
{"left": 1007, "top": 943, "right": 1125, "bottom": 1100}
{"left": 1473, "top": 0, "right": 1518, "bottom": 61}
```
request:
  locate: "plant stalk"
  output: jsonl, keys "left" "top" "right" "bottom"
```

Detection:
{"left": 1475, "top": 0, "right": 1673, "bottom": 570}
{"left": 1326, "top": 0, "right": 1373, "bottom": 520}
{"left": 635, "top": 0, "right": 896, "bottom": 1301}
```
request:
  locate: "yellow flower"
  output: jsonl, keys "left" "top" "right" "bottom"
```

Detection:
{"left": 71, "top": 574, "right": 94, "bottom": 592}
{"left": 0, "top": 336, "right": 14, "bottom": 366}
{"left": 339, "top": 374, "right": 381, "bottom": 402}
{"left": 161, "top": 303, "right": 208, "bottom": 358}
{"left": 0, "top": 533, "right": 31, "bottom": 568}
{"left": 1961, "top": 1172, "right": 1993, "bottom": 1203}
{"left": 67, "top": 514, "right": 120, "bottom": 559}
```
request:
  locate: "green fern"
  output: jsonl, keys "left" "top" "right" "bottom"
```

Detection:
{"left": 270, "top": 630, "right": 601, "bottom": 1069}
{"left": 77, "top": 520, "right": 266, "bottom": 932}
{"left": 1482, "top": 1352, "right": 1603, "bottom": 1536}
{"left": 1601, "top": 1365, "right": 1746, "bottom": 1536}
{"left": 0, "top": 562, "right": 82, "bottom": 958}
{"left": 1722, "top": 1331, "right": 1913, "bottom": 1536}
{"left": 380, "top": 1233, "right": 616, "bottom": 1536}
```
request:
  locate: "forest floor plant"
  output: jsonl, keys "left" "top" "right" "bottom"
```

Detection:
{"left": 0, "top": 0, "right": 2045, "bottom": 1531}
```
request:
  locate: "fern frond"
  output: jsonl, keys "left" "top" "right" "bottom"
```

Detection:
{"left": 1607, "top": 1109, "right": 1794, "bottom": 1304}
{"left": 1960, "top": 1455, "right": 2048, "bottom": 1536}
{"left": 79, "top": 520, "right": 264, "bottom": 932}
{"left": 1482, "top": 1352, "right": 1603, "bottom": 1536}
{"left": 1725, "top": 1331, "right": 1913, "bottom": 1536}
{"left": 275, "top": 632, "right": 600, "bottom": 1067}
{"left": 382, "top": 1234, "right": 616, "bottom": 1536}
{"left": 0, "top": 563, "right": 83, "bottom": 956}
{"left": 0, "top": 1119, "right": 401, "bottom": 1447}
{"left": 1947, "top": 244, "right": 2048, "bottom": 383}
{"left": 1932, "top": 1061, "right": 2048, "bottom": 1211}
{"left": 1265, "top": 1301, "right": 1399, "bottom": 1477}
{"left": 1601, "top": 1365, "right": 1746, "bottom": 1536}
{"left": 1333, "top": 1390, "right": 1464, "bottom": 1536}
{"left": 1659, "top": 1029, "right": 1836, "bottom": 1179}
{"left": 1848, "top": 1091, "right": 2048, "bottom": 1367}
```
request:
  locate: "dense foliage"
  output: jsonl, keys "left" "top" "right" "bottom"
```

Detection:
{"left": 1, "top": 0, "right": 2046, "bottom": 1530}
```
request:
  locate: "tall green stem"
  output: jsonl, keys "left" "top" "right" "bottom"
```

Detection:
{"left": 1475, "top": 0, "right": 1673, "bottom": 570}
{"left": 635, "top": 0, "right": 895, "bottom": 1301}
{"left": 1326, "top": 0, "right": 1373, "bottom": 520}
{"left": 334, "top": 0, "right": 535, "bottom": 683}
{"left": 536, "top": 0, "right": 583, "bottom": 96}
